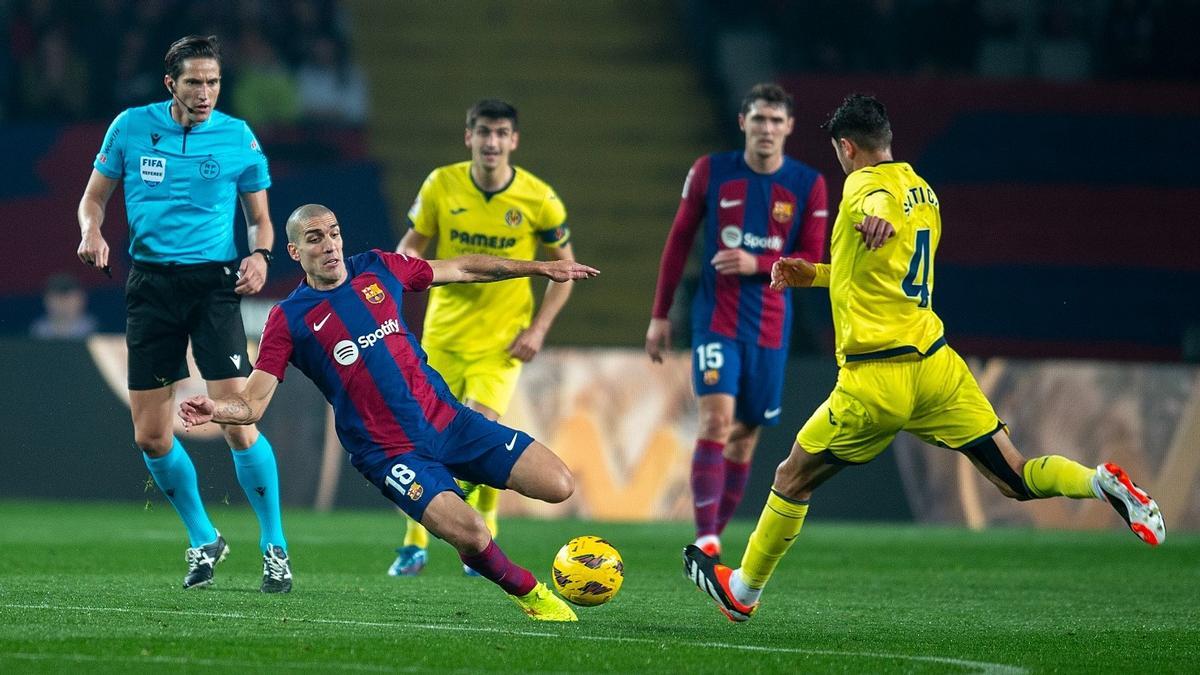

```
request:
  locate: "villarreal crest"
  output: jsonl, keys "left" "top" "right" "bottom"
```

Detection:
{"left": 362, "top": 283, "right": 385, "bottom": 304}
{"left": 772, "top": 201, "right": 794, "bottom": 223}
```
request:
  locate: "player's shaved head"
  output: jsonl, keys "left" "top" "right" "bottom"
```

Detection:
{"left": 286, "top": 204, "right": 336, "bottom": 243}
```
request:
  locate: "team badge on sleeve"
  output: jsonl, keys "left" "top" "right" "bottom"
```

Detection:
{"left": 362, "top": 283, "right": 386, "bottom": 304}
{"left": 772, "top": 201, "right": 794, "bottom": 223}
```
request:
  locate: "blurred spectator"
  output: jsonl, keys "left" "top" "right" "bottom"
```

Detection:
{"left": 111, "top": 32, "right": 160, "bottom": 111}
{"left": 30, "top": 273, "right": 97, "bottom": 340}
{"left": 18, "top": 26, "right": 88, "bottom": 121}
{"left": 296, "top": 36, "right": 367, "bottom": 124}
{"left": 230, "top": 28, "right": 300, "bottom": 128}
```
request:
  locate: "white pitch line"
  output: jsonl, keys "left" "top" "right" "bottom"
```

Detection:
{"left": 1, "top": 603, "right": 1027, "bottom": 674}
{"left": 1, "top": 652, "right": 405, "bottom": 672}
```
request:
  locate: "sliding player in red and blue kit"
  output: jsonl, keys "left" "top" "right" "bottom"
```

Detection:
{"left": 179, "top": 204, "right": 599, "bottom": 621}
{"left": 647, "top": 84, "right": 828, "bottom": 560}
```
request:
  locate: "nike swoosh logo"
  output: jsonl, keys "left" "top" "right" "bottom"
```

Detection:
{"left": 719, "top": 198, "right": 743, "bottom": 208}
{"left": 505, "top": 433, "right": 518, "bottom": 452}
{"left": 695, "top": 498, "right": 717, "bottom": 508}
{"left": 450, "top": 207, "right": 468, "bottom": 215}
{"left": 763, "top": 408, "right": 781, "bottom": 419}
{"left": 313, "top": 313, "right": 331, "bottom": 331}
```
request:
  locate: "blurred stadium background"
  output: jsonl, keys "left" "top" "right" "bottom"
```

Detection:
{"left": 2, "top": 0, "right": 1198, "bottom": 530}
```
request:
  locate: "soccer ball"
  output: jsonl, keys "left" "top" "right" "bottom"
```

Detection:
{"left": 551, "top": 536, "right": 624, "bottom": 607}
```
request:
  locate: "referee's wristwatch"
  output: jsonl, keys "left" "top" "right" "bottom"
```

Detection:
{"left": 252, "top": 248, "right": 274, "bottom": 266}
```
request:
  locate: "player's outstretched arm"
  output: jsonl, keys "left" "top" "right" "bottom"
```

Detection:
{"left": 428, "top": 255, "right": 598, "bottom": 286}
{"left": 179, "top": 369, "right": 280, "bottom": 428}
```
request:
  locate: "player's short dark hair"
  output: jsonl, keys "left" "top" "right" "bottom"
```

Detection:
{"left": 821, "top": 93, "right": 892, "bottom": 151}
{"left": 467, "top": 99, "right": 519, "bottom": 131}
{"left": 164, "top": 35, "right": 221, "bottom": 80}
{"left": 740, "top": 83, "right": 793, "bottom": 116}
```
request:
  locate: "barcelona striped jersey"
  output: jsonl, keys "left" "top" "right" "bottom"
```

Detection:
{"left": 255, "top": 250, "right": 463, "bottom": 472}
{"left": 652, "top": 151, "right": 827, "bottom": 349}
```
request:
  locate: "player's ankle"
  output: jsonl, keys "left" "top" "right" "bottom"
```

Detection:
{"left": 729, "top": 568, "right": 761, "bottom": 607}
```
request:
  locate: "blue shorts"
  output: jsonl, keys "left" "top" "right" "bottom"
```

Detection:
{"left": 692, "top": 332, "right": 786, "bottom": 427}
{"left": 363, "top": 408, "right": 534, "bottom": 521}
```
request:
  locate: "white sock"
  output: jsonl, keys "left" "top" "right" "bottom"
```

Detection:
{"left": 694, "top": 534, "right": 720, "bottom": 551}
{"left": 730, "top": 568, "right": 761, "bottom": 606}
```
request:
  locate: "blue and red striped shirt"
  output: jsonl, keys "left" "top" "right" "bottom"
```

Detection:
{"left": 255, "top": 249, "right": 461, "bottom": 472}
{"left": 652, "top": 151, "right": 827, "bottom": 349}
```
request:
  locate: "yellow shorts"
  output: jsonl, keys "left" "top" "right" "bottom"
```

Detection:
{"left": 424, "top": 344, "right": 522, "bottom": 417}
{"left": 796, "top": 345, "right": 1002, "bottom": 464}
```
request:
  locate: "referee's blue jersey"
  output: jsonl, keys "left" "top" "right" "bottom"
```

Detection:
{"left": 93, "top": 99, "right": 271, "bottom": 264}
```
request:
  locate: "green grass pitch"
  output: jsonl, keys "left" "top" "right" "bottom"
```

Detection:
{"left": 1, "top": 500, "right": 1196, "bottom": 673}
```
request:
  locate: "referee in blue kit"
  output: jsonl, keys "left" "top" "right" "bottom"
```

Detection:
{"left": 76, "top": 35, "right": 291, "bottom": 593}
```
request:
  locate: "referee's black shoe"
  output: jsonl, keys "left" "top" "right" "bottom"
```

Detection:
{"left": 183, "top": 533, "right": 229, "bottom": 589}
{"left": 261, "top": 544, "right": 293, "bottom": 593}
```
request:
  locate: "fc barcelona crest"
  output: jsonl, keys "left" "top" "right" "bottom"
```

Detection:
{"left": 772, "top": 201, "right": 794, "bottom": 223}
{"left": 504, "top": 208, "right": 524, "bottom": 228}
{"left": 362, "top": 283, "right": 385, "bottom": 304}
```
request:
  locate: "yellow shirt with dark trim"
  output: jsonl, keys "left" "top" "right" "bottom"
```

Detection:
{"left": 827, "top": 161, "right": 945, "bottom": 367}
{"left": 407, "top": 161, "right": 568, "bottom": 355}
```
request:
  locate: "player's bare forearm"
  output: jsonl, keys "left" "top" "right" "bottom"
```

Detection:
{"left": 431, "top": 255, "right": 598, "bottom": 285}
{"left": 532, "top": 278, "right": 572, "bottom": 332}
{"left": 397, "top": 229, "right": 432, "bottom": 258}
{"left": 530, "top": 243, "right": 577, "bottom": 332}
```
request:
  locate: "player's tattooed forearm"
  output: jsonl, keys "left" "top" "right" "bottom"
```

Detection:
{"left": 214, "top": 395, "right": 255, "bottom": 424}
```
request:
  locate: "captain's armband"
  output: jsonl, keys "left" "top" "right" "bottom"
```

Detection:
{"left": 538, "top": 225, "right": 570, "bottom": 247}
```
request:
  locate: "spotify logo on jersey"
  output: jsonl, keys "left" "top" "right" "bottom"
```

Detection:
{"left": 333, "top": 340, "right": 360, "bottom": 366}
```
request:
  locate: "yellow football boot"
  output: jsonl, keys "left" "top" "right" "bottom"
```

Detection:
{"left": 510, "top": 582, "right": 578, "bottom": 622}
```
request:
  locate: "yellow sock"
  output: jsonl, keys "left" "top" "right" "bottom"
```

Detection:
{"left": 403, "top": 517, "right": 429, "bottom": 548}
{"left": 474, "top": 485, "right": 500, "bottom": 537}
{"left": 1022, "top": 455, "right": 1098, "bottom": 499}
{"left": 739, "top": 490, "right": 809, "bottom": 590}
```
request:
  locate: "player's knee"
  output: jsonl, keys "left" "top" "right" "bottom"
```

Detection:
{"left": 220, "top": 423, "right": 257, "bottom": 450}
{"left": 962, "top": 439, "right": 1033, "bottom": 501}
{"left": 134, "top": 432, "right": 173, "bottom": 456}
{"left": 698, "top": 411, "right": 733, "bottom": 442}
{"left": 724, "top": 438, "right": 755, "bottom": 463}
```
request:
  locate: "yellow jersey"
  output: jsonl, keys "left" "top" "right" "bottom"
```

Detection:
{"left": 820, "top": 161, "right": 945, "bottom": 367}
{"left": 407, "top": 161, "right": 569, "bottom": 355}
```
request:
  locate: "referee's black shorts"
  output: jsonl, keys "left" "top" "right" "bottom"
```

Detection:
{"left": 125, "top": 260, "right": 252, "bottom": 390}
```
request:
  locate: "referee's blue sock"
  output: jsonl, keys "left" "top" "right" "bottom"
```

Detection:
{"left": 231, "top": 433, "right": 287, "bottom": 553}
{"left": 143, "top": 439, "right": 218, "bottom": 548}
